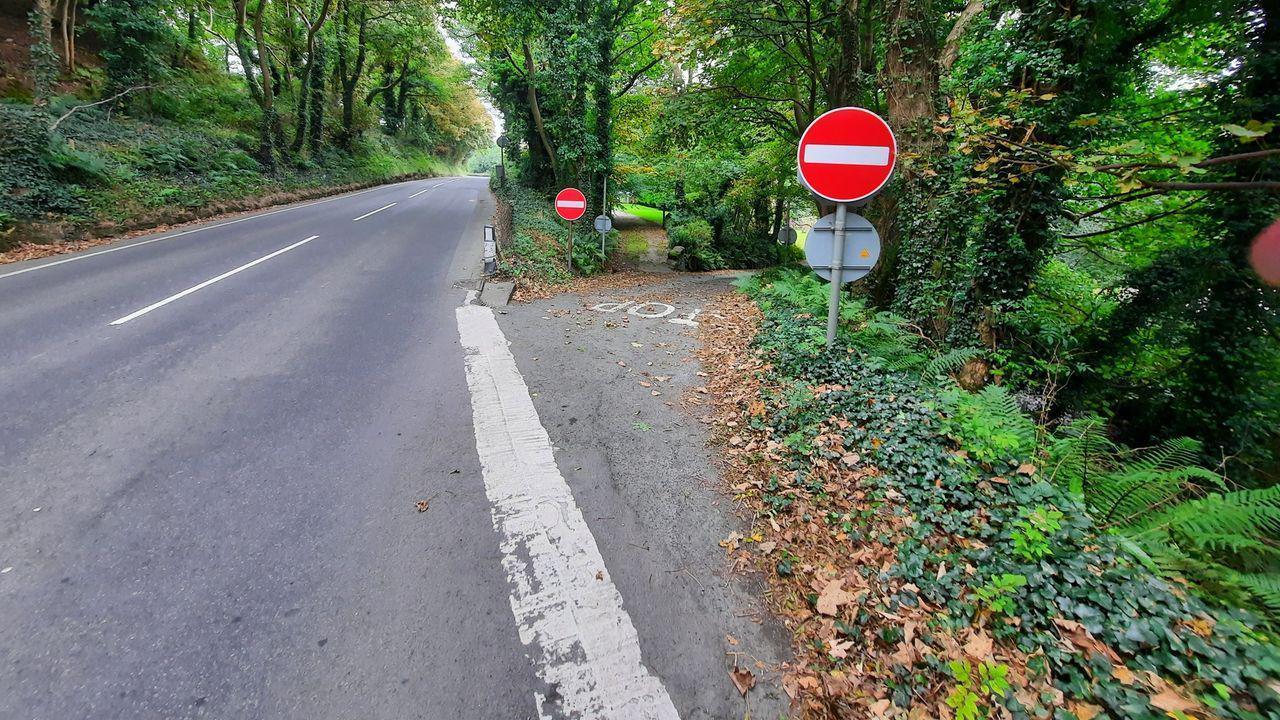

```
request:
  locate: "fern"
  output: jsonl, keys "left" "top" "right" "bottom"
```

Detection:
{"left": 941, "top": 384, "right": 1038, "bottom": 463}
{"left": 1046, "top": 423, "right": 1280, "bottom": 626}
{"left": 925, "top": 347, "right": 982, "bottom": 377}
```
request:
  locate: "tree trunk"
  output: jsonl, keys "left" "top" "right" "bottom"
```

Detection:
{"left": 292, "top": 50, "right": 311, "bottom": 153}
{"left": 866, "top": 0, "right": 939, "bottom": 309}
{"left": 589, "top": 1, "right": 614, "bottom": 213}
{"left": 307, "top": 38, "right": 326, "bottom": 152}
{"left": 251, "top": 0, "right": 278, "bottom": 170}
{"left": 522, "top": 40, "right": 559, "bottom": 182}
{"left": 30, "top": 0, "right": 55, "bottom": 106}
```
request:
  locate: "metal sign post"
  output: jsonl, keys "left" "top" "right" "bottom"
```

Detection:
{"left": 796, "top": 106, "right": 898, "bottom": 349}
{"left": 594, "top": 213, "right": 612, "bottom": 257}
{"left": 496, "top": 134, "right": 509, "bottom": 185}
{"left": 825, "top": 204, "right": 847, "bottom": 345}
{"left": 554, "top": 187, "right": 587, "bottom": 274}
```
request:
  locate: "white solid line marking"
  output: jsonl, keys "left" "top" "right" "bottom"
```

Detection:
{"left": 0, "top": 185, "right": 396, "bottom": 282}
{"left": 352, "top": 203, "right": 396, "bottom": 221}
{"left": 803, "top": 143, "right": 891, "bottom": 166}
{"left": 455, "top": 303, "right": 680, "bottom": 720}
{"left": 556, "top": 200, "right": 586, "bottom": 209}
{"left": 109, "top": 235, "right": 319, "bottom": 325}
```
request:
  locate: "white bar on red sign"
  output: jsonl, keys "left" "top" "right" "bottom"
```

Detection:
{"left": 556, "top": 200, "right": 586, "bottom": 208}
{"left": 803, "top": 144, "right": 892, "bottom": 166}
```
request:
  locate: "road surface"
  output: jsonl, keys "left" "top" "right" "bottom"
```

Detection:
{"left": 0, "top": 177, "right": 785, "bottom": 720}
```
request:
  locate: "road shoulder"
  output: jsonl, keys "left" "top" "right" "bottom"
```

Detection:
{"left": 492, "top": 271, "right": 792, "bottom": 719}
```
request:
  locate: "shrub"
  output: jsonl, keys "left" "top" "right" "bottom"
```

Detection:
{"left": 737, "top": 271, "right": 1280, "bottom": 718}
{"left": 667, "top": 215, "right": 725, "bottom": 270}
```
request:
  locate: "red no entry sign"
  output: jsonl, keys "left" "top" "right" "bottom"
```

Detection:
{"left": 554, "top": 188, "right": 587, "bottom": 221}
{"left": 797, "top": 107, "right": 897, "bottom": 204}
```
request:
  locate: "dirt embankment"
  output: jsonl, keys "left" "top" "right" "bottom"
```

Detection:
{"left": 0, "top": 171, "right": 441, "bottom": 265}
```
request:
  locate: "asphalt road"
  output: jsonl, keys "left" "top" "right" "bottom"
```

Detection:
{"left": 0, "top": 176, "right": 549, "bottom": 719}
{"left": 0, "top": 176, "right": 787, "bottom": 720}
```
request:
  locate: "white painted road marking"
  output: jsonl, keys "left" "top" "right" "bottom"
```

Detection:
{"left": 0, "top": 185, "right": 398, "bottom": 282}
{"left": 628, "top": 302, "right": 675, "bottom": 318}
{"left": 802, "top": 143, "right": 892, "bottom": 166}
{"left": 109, "top": 235, "right": 319, "bottom": 325}
{"left": 556, "top": 200, "right": 586, "bottom": 209}
{"left": 408, "top": 180, "right": 449, "bottom": 199}
{"left": 589, "top": 300, "right": 702, "bottom": 326}
{"left": 352, "top": 203, "right": 396, "bottom": 221}
{"left": 455, "top": 302, "right": 680, "bottom": 720}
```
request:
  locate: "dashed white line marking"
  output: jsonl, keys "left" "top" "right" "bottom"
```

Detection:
{"left": 352, "top": 203, "right": 396, "bottom": 221}
{"left": 108, "top": 235, "right": 319, "bottom": 325}
{"left": 409, "top": 181, "right": 448, "bottom": 199}
{"left": 455, "top": 303, "right": 680, "bottom": 720}
{"left": 0, "top": 185, "right": 394, "bottom": 282}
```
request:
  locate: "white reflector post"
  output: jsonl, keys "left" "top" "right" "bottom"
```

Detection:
{"left": 483, "top": 224, "right": 496, "bottom": 276}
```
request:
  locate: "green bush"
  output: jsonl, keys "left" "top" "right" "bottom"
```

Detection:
{"left": 0, "top": 104, "right": 85, "bottom": 230}
{"left": 667, "top": 215, "right": 725, "bottom": 270}
{"left": 740, "top": 271, "right": 1280, "bottom": 718}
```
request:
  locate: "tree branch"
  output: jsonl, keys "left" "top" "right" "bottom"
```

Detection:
{"left": 613, "top": 56, "right": 661, "bottom": 98}
{"left": 1142, "top": 180, "right": 1280, "bottom": 192}
{"left": 49, "top": 85, "right": 155, "bottom": 131}
{"left": 940, "top": 0, "right": 984, "bottom": 72}
{"left": 1063, "top": 195, "right": 1207, "bottom": 239}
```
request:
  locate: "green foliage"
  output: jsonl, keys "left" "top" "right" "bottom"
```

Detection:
{"left": 1010, "top": 506, "right": 1064, "bottom": 561}
{"left": 739, "top": 279, "right": 1280, "bottom": 718}
{"left": 0, "top": 104, "right": 86, "bottom": 230}
{"left": 27, "top": 6, "right": 60, "bottom": 105}
{"left": 667, "top": 216, "right": 724, "bottom": 271}
{"left": 1048, "top": 419, "right": 1280, "bottom": 625}
{"left": 85, "top": 0, "right": 173, "bottom": 93}
{"left": 940, "top": 385, "right": 1038, "bottom": 465}
{"left": 947, "top": 660, "right": 1010, "bottom": 720}
{"left": 974, "top": 574, "right": 1027, "bottom": 616}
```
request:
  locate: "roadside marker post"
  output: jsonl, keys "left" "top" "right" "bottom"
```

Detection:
{"left": 555, "top": 187, "right": 587, "bottom": 273}
{"left": 796, "top": 106, "right": 897, "bottom": 349}
{"left": 483, "top": 224, "right": 497, "bottom": 276}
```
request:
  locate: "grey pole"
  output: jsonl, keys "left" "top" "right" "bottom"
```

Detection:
{"left": 825, "top": 202, "right": 847, "bottom": 349}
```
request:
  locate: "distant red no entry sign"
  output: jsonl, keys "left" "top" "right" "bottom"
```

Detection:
{"left": 554, "top": 187, "right": 587, "bottom": 221}
{"left": 797, "top": 107, "right": 897, "bottom": 204}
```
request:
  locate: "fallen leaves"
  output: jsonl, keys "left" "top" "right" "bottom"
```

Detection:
{"left": 415, "top": 500, "right": 429, "bottom": 512}
{"left": 729, "top": 666, "right": 756, "bottom": 696}
{"left": 816, "top": 579, "right": 860, "bottom": 616}
{"left": 1053, "top": 618, "right": 1121, "bottom": 663}
{"left": 962, "top": 630, "right": 993, "bottom": 661}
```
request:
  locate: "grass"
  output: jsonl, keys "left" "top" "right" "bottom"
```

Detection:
{"left": 620, "top": 202, "right": 808, "bottom": 250}
{"left": 620, "top": 233, "right": 650, "bottom": 256}
{"left": 618, "top": 203, "right": 665, "bottom": 225}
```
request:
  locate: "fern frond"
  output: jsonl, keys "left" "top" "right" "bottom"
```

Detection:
{"left": 1156, "top": 486, "right": 1280, "bottom": 541}
{"left": 925, "top": 347, "right": 982, "bottom": 377}
{"left": 1235, "top": 572, "right": 1280, "bottom": 619}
